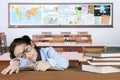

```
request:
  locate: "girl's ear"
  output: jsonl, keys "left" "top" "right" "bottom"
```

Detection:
{"left": 30, "top": 41, "right": 35, "bottom": 47}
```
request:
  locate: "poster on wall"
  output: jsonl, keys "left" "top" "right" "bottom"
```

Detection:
{"left": 8, "top": 3, "right": 113, "bottom": 28}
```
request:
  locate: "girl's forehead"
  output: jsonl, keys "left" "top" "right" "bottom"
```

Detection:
{"left": 15, "top": 43, "right": 26, "bottom": 48}
{"left": 14, "top": 44, "right": 26, "bottom": 54}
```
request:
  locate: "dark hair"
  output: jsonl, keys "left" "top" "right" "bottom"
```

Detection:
{"left": 9, "top": 35, "right": 41, "bottom": 61}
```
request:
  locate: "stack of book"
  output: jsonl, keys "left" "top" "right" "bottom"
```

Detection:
{"left": 82, "top": 52, "right": 120, "bottom": 74}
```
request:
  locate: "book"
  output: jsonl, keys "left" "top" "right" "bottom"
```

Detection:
{"left": 87, "top": 60, "right": 120, "bottom": 65}
{"left": 92, "top": 57, "right": 120, "bottom": 61}
{"left": 20, "top": 61, "right": 36, "bottom": 70}
{"left": 85, "top": 52, "right": 120, "bottom": 57}
{"left": 48, "top": 67, "right": 64, "bottom": 71}
{"left": 82, "top": 64, "right": 120, "bottom": 74}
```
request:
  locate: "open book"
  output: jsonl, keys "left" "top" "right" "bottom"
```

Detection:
{"left": 20, "top": 61, "right": 64, "bottom": 71}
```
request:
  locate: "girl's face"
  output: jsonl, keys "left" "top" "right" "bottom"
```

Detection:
{"left": 14, "top": 43, "right": 38, "bottom": 61}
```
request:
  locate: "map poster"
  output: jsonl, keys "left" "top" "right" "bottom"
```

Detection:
{"left": 8, "top": 3, "right": 113, "bottom": 28}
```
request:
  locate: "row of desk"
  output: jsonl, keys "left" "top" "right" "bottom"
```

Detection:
{"left": 32, "top": 34, "right": 92, "bottom": 43}
{"left": 35, "top": 42, "right": 106, "bottom": 53}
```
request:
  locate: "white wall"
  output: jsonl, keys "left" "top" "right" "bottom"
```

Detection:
{"left": 0, "top": 0, "right": 120, "bottom": 46}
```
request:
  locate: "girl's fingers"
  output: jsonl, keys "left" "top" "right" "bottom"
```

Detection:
{"left": 35, "top": 64, "right": 43, "bottom": 71}
{"left": 1, "top": 66, "right": 19, "bottom": 75}
{"left": 1, "top": 68, "right": 7, "bottom": 75}
{"left": 2, "top": 68, "right": 10, "bottom": 75}
{"left": 9, "top": 68, "right": 16, "bottom": 74}
{"left": 34, "top": 64, "right": 39, "bottom": 71}
{"left": 15, "top": 67, "right": 19, "bottom": 73}
{"left": 38, "top": 65, "right": 47, "bottom": 71}
{"left": 34, "top": 61, "right": 49, "bottom": 71}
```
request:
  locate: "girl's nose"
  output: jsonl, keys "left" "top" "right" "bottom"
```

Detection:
{"left": 26, "top": 53, "right": 32, "bottom": 57}
{"left": 25, "top": 53, "right": 34, "bottom": 61}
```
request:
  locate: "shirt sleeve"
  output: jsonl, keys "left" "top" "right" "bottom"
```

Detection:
{"left": 41, "top": 47, "right": 69, "bottom": 69}
{"left": 10, "top": 58, "right": 28, "bottom": 68}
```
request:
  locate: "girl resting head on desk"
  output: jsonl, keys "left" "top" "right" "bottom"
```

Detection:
{"left": 1, "top": 35, "right": 69, "bottom": 75}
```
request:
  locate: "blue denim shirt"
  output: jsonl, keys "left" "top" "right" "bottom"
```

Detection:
{"left": 10, "top": 47, "right": 69, "bottom": 69}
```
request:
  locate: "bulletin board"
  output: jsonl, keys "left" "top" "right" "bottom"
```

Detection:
{"left": 8, "top": 3, "right": 113, "bottom": 28}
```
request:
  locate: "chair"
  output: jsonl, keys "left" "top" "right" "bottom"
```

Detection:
{"left": 52, "top": 35, "right": 64, "bottom": 39}
{"left": 54, "top": 48, "right": 63, "bottom": 53}
{"left": 0, "top": 32, "right": 7, "bottom": 54}
{"left": 67, "top": 35, "right": 80, "bottom": 42}
{"left": 60, "top": 32, "right": 71, "bottom": 36}
{"left": 42, "top": 32, "right": 52, "bottom": 37}
{"left": 77, "top": 31, "right": 88, "bottom": 35}
{"left": 0, "top": 36, "right": 2, "bottom": 54}
{"left": 76, "top": 35, "right": 92, "bottom": 44}
{"left": 49, "top": 39, "right": 64, "bottom": 43}
{"left": 32, "top": 35, "right": 43, "bottom": 43}
{"left": 42, "top": 32, "right": 52, "bottom": 35}
{"left": 49, "top": 35, "right": 65, "bottom": 43}
{"left": 60, "top": 32, "right": 71, "bottom": 41}
{"left": 77, "top": 32, "right": 92, "bottom": 44}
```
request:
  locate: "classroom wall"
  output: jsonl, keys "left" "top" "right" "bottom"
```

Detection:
{"left": 0, "top": 0, "right": 120, "bottom": 46}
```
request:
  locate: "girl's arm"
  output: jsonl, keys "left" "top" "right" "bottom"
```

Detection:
{"left": 10, "top": 58, "right": 29, "bottom": 68}
{"left": 1, "top": 58, "right": 32, "bottom": 75}
{"left": 41, "top": 47, "right": 69, "bottom": 69}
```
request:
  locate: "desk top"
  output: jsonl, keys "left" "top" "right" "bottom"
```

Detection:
{"left": 0, "top": 61, "right": 119, "bottom": 80}
{"left": 36, "top": 42, "right": 105, "bottom": 47}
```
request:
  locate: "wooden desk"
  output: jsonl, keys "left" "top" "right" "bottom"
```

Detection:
{"left": 36, "top": 42, "right": 106, "bottom": 53}
{"left": 0, "top": 61, "right": 119, "bottom": 80}
{"left": 42, "top": 34, "right": 52, "bottom": 37}
{"left": 32, "top": 34, "right": 92, "bottom": 43}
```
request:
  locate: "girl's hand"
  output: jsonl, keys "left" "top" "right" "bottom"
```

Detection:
{"left": 1, "top": 60, "right": 20, "bottom": 75}
{"left": 34, "top": 61, "right": 51, "bottom": 71}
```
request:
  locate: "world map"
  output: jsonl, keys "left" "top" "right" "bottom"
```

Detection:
{"left": 10, "top": 5, "right": 42, "bottom": 25}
